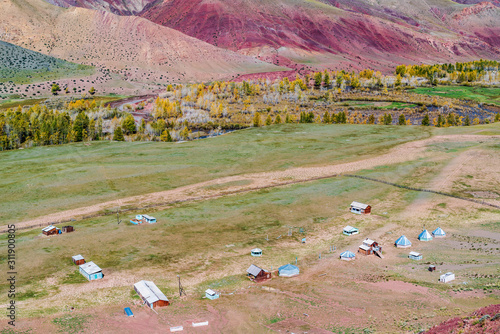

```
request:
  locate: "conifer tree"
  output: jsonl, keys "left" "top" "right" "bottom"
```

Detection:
{"left": 113, "top": 126, "right": 125, "bottom": 141}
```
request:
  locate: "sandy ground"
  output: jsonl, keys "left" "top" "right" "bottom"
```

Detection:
{"left": 9, "top": 134, "right": 500, "bottom": 231}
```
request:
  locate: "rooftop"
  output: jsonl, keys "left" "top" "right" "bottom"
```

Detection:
{"left": 134, "top": 280, "right": 168, "bottom": 304}
{"left": 79, "top": 261, "right": 102, "bottom": 275}
{"left": 72, "top": 254, "right": 84, "bottom": 261}
{"left": 351, "top": 201, "right": 369, "bottom": 209}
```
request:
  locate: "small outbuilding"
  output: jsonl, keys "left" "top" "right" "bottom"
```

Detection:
{"left": 143, "top": 214, "right": 156, "bottom": 224}
{"left": 343, "top": 226, "right": 359, "bottom": 236}
{"left": 251, "top": 248, "right": 262, "bottom": 257}
{"left": 418, "top": 229, "right": 433, "bottom": 241}
{"left": 278, "top": 264, "right": 300, "bottom": 277}
{"left": 429, "top": 265, "right": 436, "bottom": 272}
{"left": 432, "top": 227, "right": 446, "bottom": 238}
{"left": 247, "top": 264, "right": 271, "bottom": 282}
{"left": 439, "top": 272, "right": 455, "bottom": 283}
{"left": 62, "top": 226, "right": 74, "bottom": 233}
{"left": 350, "top": 201, "right": 371, "bottom": 215}
{"left": 134, "top": 280, "right": 170, "bottom": 308}
{"left": 42, "top": 225, "right": 58, "bottom": 236}
{"left": 395, "top": 235, "right": 412, "bottom": 248}
{"left": 79, "top": 261, "right": 103, "bottom": 281}
{"left": 408, "top": 251, "right": 422, "bottom": 260}
{"left": 72, "top": 254, "right": 85, "bottom": 265}
{"left": 205, "top": 289, "right": 219, "bottom": 300}
{"left": 340, "top": 250, "right": 356, "bottom": 261}
{"left": 358, "top": 238, "right": 382, "bottom": 256}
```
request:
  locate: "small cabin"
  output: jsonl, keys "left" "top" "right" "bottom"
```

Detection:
{"left": 62, "top": 226, "right": 74, "bottom": 233}
{"left": 130, "top": 214, "right": 156, "bottom": 224}
{"left": 79, "top": 261, "right": 103, "bottom": 281}
{"left": 42, "top": 225, "right": 59, "bottom": 236}
{"left": 408, "top": 251, "right": 422, "bottom": 260}
{"left": 429, "top": 265, "right": 436, "bottom": 272}
{"left": 439, "top": 272, "right": 455, "bottom": 283}
{"left": 143, "top": 215, "right": 156, "bottom": 224}
{"left": 205, "top": 289, "right": 219, "bottom": 300}
{"left": 343, "top": 226, "right": 359, "bottom": 236}
{"left": 251, "top": 248, "right": 262, "bottom": 257}
{"left": 134, "top": 280, "right": 170, "bottom": 308}
{"left": 247, "top": 264, "right": 271, "bottom": 282}
{"left": 350, "top": 201, "right": 371, "bottom": 215}
{"left": 72, "top": 254, "right": 85, "bottom": 265}
{"left": 358, "top": 238, "right": 382, "bottom": 256}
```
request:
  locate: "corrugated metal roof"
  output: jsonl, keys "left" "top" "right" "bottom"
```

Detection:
{"left": 363, "top": 238, "right": 375, "bottom": 246}
{"left": 72, "top": 254, "right": 84, "bottom": 261}
{"left": 134, "top": 280, "right": 168, "bottom": 304}
{"left": 395, "top": 235, "right": 412, "bottom": 246}
{"left": 432, "top": 227, "right": 446, "bottom": 236}
{"left": 143, "top": 215, "right": 155, "bottom": 220}
{"left": 350, "top": 201, "right": 369, "bottom": 209}
{"left": 418, "top": 229, "right": 433, "bottom": 240}
{"left": 340, "top": 250, "right": 356, "bottom": 258}
{"left": 359, "top": 244, "right": 370, "bottom": 251}
{"left": 205, "top": 289, "right": 217, "bottom": 296}
{"left": 409, "top": 251, "right": 421, "bottom": 257}
{"left": 247, "top": 264, "right": 263, "bottom": 276}
{"left": 278, "top": 264, "right": 299, "bottom": 272}
{"left": 42, "top": 225, "right": 57, "bottom": 232}
{"left": 79, "top": 261, "right": 102, "bottom": 275}
{"left": 343, "top": 226, "right": 358, "bottom": 232}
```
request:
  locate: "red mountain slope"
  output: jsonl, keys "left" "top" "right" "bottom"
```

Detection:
{"left": 26, "top": 0, "right": 500, "bottom": 72}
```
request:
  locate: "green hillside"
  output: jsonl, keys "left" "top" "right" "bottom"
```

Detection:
{"left": 0, "top": 41, "right": 94, "bottom": 84}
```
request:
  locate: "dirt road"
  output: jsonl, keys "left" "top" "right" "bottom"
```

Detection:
{"left": 10, "top": 135, "right": 500, "bottom": 231}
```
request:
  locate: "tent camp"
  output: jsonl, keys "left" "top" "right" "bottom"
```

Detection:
{"left": 432, "top": 227, "right": 446, "bottom": 238}
{"left": 278, "top": 264, "right": 300, "bottom": 277}
{"left": 394, "top": 235, "right": 412, "bottom": 248}
{"left": 418, "top": 229, "right": 433, "bottom": 241}
{"left": 340, "top": 250, "right": 356, "bottom": 261}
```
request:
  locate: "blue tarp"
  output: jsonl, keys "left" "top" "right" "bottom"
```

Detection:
{"left": 124, "top": 307, "right": 133, "bottom": 317}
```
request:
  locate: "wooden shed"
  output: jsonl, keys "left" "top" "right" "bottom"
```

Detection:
{"left": 42, "top": 225, "right": 58, "bottom": 236}
{"left": 350, "top": 201, "right": 371, "bottom": 215}
{"left": 72, "top": 254, "right": 85, "bottom": 265}
{"left": 247, "top": 264, "right": 271, "bottom": 282}
{"left": 62, "top": 226, "right": 74, "bottom": 233}
{"left": 134, "top": 280, "right": 169, "bottom": 309}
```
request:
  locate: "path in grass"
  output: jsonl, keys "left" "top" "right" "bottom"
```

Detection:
{"left": 9, "top": 134, "right": 500, "bottom": 231}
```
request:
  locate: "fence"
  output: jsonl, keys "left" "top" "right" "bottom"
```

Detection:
{"left": 343, "top": 174, "right": 500, "bottom": 210}
{"left": 4, "top": 172, "right": 499, "bottom": 234}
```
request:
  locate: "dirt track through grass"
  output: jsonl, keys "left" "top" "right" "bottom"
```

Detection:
{"left": 7, "top": 134, "right": 500, "bottom": 232}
